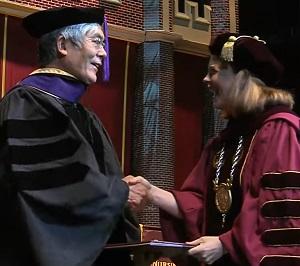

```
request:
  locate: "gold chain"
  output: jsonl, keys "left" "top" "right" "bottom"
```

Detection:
{"left": 213, "top": 136, "right": 243, "bottom": 227}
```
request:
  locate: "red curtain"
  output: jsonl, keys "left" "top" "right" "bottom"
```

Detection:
{"left": 0, "top": 15, "right": 4, "bottom": 91}
{"left": 5, "top": 16, "right": 37, "bottom": 90}
{"left": 174, "top": 51, "right": 208, "bottom": 188}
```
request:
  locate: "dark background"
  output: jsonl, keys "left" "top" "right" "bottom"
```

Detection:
{"left": 239, "top": 0, "right": 300, "bottom": 114}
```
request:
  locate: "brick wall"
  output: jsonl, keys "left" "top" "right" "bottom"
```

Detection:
{"left": 235, "top": 0, "right": 239, "bottom": 33}
{"left": 10, "top": 0, "right": 144, "bottom": 30}
{"left": 144, "top": 0, "right": 161, "bottom": 30}
{"left": 12, "top": 0, "right": 175, "bottom": 32}
{"left": 132, "top": 41, "right": 175, "bottom": 226}
{"left": 210, "top": 0, "right": 239, "bottom": 35}
{"left": 169, "top": 0, "right": 174, "bottom": 31}
{"left": 211, "top": 0, "right": 230, "bottom": 36}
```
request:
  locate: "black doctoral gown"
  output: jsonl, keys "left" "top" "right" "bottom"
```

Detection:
{"left": 0, "top": 85, "right": 140, "bottom": 266}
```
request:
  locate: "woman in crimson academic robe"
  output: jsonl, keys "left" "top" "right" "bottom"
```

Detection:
{"left": 125, "top": 32, "right": 300, "bottom": 266}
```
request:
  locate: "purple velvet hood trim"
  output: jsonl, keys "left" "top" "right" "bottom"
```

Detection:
{"left": 20, "top": 74, "right": 87, "bottom": 103}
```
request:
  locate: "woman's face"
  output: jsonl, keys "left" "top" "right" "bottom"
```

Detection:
{"left": 203, "top": 55, "right": 236, "bottom": 116}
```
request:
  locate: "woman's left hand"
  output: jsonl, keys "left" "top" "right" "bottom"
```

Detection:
{"left": 187, "top": 236, "right": 227, "bottom": 265}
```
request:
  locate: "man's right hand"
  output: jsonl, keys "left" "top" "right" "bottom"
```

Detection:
{"left": 123, "top": 175, "right": 152, "bottom": 212}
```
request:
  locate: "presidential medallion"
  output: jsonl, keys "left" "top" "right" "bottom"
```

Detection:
{"left": 213, "top": 136, "right": 244, "bottom": 227}
{"left": 215, "top": 183, "right": 232, "bottom": 213}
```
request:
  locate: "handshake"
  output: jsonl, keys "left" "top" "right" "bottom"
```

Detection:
{"left": 123, "top": 175, "right": 152, "bottom": 212}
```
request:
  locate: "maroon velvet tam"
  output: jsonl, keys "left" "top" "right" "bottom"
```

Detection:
{"left": 209, "top": 32, "right": 284, "bottom": 86}
{"left": 22, "top": 7, "right": 105, "bottom": 38}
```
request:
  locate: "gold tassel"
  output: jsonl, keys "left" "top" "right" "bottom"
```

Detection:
{"left": 220, "top": 35, "right": 237, "bottom": 62}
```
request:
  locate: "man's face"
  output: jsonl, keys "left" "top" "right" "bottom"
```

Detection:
{"left": 63, "top": 25, "right": 107, "bottom": 85}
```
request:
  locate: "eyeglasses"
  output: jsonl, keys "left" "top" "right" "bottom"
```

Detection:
{"left": 87, "top": 37, "right": 105, "bottom": 50}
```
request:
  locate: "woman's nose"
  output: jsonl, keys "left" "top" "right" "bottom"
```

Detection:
{"left": 203, "top": 73, "right": 210, "bottom": 84}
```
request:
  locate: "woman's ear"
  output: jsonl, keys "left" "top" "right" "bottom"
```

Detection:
{"left": 57, "top": 36, "right": 68, "bottom": 56}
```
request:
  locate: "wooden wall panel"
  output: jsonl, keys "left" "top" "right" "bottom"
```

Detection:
{"left": 124, "top": 43, "right": 137, "bottom": 175}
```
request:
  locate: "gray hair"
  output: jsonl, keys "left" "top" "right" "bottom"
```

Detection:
{"left": 38, "top": 23, "right": 100, "bottom": 67}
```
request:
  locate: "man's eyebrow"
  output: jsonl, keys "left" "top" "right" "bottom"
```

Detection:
{"left": 89, "top": 33, "right": 104, "bottom": 39}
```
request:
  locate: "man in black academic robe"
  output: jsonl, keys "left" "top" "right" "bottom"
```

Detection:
{"left": 0, "top": 7, "right": 140, "bottom": 266}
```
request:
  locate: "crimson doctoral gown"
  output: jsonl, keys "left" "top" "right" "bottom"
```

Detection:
{"left": 161, "top": 107, "right": 300, "bottom": 266}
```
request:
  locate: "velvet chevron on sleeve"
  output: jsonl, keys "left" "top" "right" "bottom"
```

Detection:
{"left": 220, "top": 112, "right": 300, "bottom": 266}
